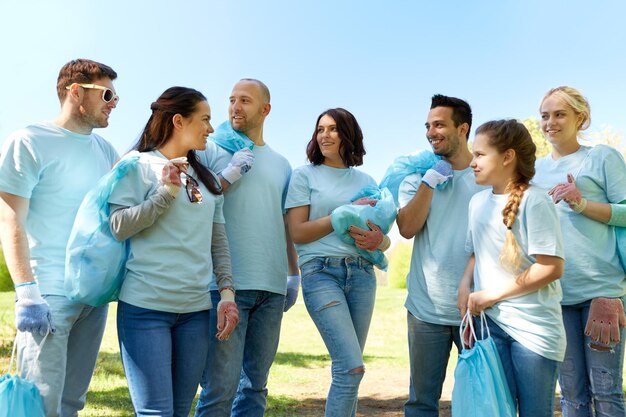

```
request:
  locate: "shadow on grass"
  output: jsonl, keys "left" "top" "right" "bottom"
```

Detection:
{"left": 274, "top": 352, "right": 395, "bottom": 368}
{"left": 85, "top": 385, "right": 133, "bottom": 415}
{"left": 267, "top": 394, "right": 410, "bottom": 417}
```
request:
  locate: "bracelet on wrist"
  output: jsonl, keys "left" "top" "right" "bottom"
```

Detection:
{"left": 15, "top": 281, "right": 37, "bottom": 288}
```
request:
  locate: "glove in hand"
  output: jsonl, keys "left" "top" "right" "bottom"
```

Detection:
{"left": 421, "top": 160, "right": 453, "bottom": 189}
{"left": 283, "top": 275, "right": 301, "bottom": 312}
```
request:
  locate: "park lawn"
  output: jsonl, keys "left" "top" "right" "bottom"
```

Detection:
{"left": 0, "top": 287, "right": 415, "bottom": 417}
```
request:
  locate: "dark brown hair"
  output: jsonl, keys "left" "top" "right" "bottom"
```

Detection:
{"left": 306, "top": 108, "right": 366, "bottom": 167}
{"left": 132, "top": 86, "right": 221, "bottom": 195}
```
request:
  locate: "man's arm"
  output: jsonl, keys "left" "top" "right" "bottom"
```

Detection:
{"left": 396, "top": 183, "right": 434, "bottom": 239}
{"left": 284, "top": 215, "right": 299, "bottom": 275}
{"left": 396, "top": 160, "right": 453, "bottom": 239}
{"left": 0, "top": 192, "right": 34, "bottom": 284}
{"left": 0, "top": 191, "right": 55, "bottom": 335}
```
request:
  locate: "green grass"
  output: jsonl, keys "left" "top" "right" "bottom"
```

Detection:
{"left": 0, "top": 287, "right": 411, "bottom": 416}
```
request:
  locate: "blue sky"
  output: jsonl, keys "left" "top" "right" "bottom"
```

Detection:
{"left": 2, "top": 0, "right": 625, "bottom": 181}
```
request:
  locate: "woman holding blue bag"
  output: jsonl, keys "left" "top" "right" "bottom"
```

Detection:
{"left": 457, "top": 119, "right": 566, "bottom": 417}
{"left": 108, "top": 87, "right": 238, "bottom": 417}
{"left": 533, "top": 86, "right": 626, "bottom": 416}
{"left": 286, "top": 108, "right": 391, "bottom": 417}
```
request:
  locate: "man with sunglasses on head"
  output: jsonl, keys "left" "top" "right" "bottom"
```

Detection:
{"left": 0, "top": 59, "right": 119, "bottom": 417}
{"left": 195, "top": 78, "right": 300, "bottom": 417}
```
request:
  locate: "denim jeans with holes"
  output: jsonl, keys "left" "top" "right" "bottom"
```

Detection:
{"left": 560, "top": 300, "right": 626, "bottom": 417}
{"left": 301, "top": 256, "right": 377, "bottom": 417}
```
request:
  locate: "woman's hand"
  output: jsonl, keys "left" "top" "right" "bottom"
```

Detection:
{"left": 348, "top": 220, "right": 384, "bottom": 251}
{"left": 467, "top": 289, "right": 499, "bottom": 316}
{"left": 161, "top": 163, "right": 184, "bottom": 197}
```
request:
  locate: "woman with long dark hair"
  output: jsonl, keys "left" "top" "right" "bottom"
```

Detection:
{"left": 108, "top": 87, "right": 238, "bottom": 417}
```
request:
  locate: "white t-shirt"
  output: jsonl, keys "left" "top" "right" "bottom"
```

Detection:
{"left": 533, "top": 145, "right": 626, "bottom": 304}
{"left": 467, "top": 186, "right": 566, "bottom": 361}
{"left": 285, "top": 164, "right": 377, "bottom": 267}
{"left": 0, "top": 121, "right": 118, "bottom": 295}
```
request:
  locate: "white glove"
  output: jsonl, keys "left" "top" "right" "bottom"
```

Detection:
{"left": 15, "top": 282, "right": 55, "bottom": 336}
{"left": 221, "top": 149, "right": 254, "bottom": 184}
{"left": 421, "top": 160, "right": 453, "bottom": 189}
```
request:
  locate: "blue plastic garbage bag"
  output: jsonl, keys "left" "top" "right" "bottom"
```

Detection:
{"left": 0, "top": 335, "right": 46, "bottom": 417}
{"left": 379, "top": 149, "right": 444, "bottom": 205}
{"left": 330, "top": 187, "right": 397, "bottom": 270}
{"left": 65, "top": 154, "right": 140, "bottom": 306}
{"left": 209, "top": 121, "right": 254, "bottom": 153}
{"left": 451, "top": 312, "right": 515, "bottom": 417}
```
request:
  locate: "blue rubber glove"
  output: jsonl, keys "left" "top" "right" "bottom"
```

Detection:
{"left": 421, "top": 160, "right": 453, "bottom": 189}
{"left": 221, "top": 149, "right": 254, "bottom": 184}
{"left": 15, "top": 282, "right": 55, "bottom": 336}
{"left": 283, "top": 275, "right": 301, "bottom": 312}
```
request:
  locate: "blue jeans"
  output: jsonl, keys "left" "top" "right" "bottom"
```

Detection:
{"left": 560, "top": 301, "right": 626, "bottom": 417}
{"left": 483, "top": 316, "right": 559, "bottom": 417}
{"left": 117, "top": 301, "right": 211, "bottom": 417}
{"left": 17, "top": 295, "right": 107, "bottom": 417}
{"left": 301, "top": 257, "right": 377, "bottom": 417}
{"left": 195, "top": 290, "right": 285, "bottom": 417}
{"left": 404, "top": 312, "right": 461, "bottom": 417}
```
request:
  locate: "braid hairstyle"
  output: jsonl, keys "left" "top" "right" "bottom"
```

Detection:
{"left": 475, "top": 119, "right": 537, "bottom": 273}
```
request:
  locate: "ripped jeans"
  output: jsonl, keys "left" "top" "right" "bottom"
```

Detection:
{"left": 560, "top": 300, "right": 626, "bottom": 417}
{"left": 301, "top": 257, "right": 377, "bottom": 417}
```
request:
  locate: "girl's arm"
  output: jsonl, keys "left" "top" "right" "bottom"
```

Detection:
{"left": 457, "top": 254, "right": 475, "bottom": 318}
{"left": 468, "top": 254, "right": 564, "bottom": 314}
{"left": 286, "top": 205, "right": 333, "bottom": 244}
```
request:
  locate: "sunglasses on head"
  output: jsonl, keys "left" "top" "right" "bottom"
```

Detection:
{"left": 66, "top": 83, "right": 119, "bottom": 104}
{"left": 185, "top": 174, "right": 203, "bottom": 204}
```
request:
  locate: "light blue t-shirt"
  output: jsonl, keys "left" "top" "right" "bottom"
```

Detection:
{"left": 0, "top": 121, "right": 118, "bottom": 295}
{"left": 200, "top": 141, "right": 292, "bottom": 294}
{"left": 285, "top": 164, "right": 377, "bottom": 267}
{"left": 108, "top": 151, "right": 225, "bottom": 313}
{"left": 533, "top": 145, "right": 626, "bottom": 304}
{"left": 466, "top": 186, "right": 566, "bottom": 361}
{"left": 398, "top": 168, "right": 485, "bottom": 325}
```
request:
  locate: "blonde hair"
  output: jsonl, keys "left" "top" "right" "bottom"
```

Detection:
{"left": 541, "top": 86, "right": 591, "bottom": 131}
{"left": 475, "top": 120, "right": 536, "bottom": 273}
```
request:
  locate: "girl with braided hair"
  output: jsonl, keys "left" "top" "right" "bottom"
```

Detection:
{"left": 457, "top": 119, "right": 566, "bottom": 417}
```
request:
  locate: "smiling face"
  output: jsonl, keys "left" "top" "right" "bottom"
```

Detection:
{"left": 316, "top": 114, "right": 344, "bottom": 167}
{"left": 470, "top": 133, "right": 510, "bottom": 192}
{"left": 425, "top": 106, "right": 464, "bottom": 158}
{"left": 228, "top": 80, "right": 268, "bottom": 135}
{"left": 77, "top": 77, "right": 118, "bottom": 129}
{"left": 540, "top": 94, "right": 583, "bottom": 147}
{"left": 180, "top": 100, "right": 214, "bottom": 152}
